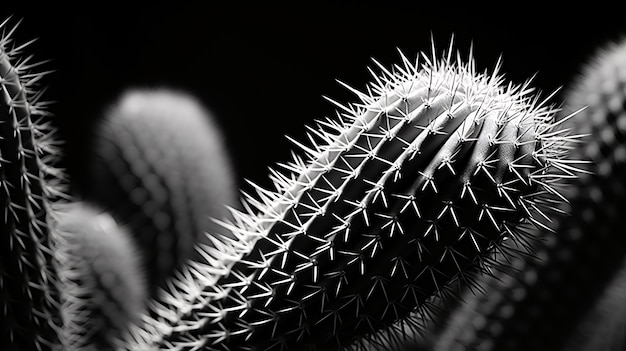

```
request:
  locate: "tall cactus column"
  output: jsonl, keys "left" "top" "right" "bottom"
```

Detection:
{"left": 0, "top": 19, "right": 66, "bottom": 351}
{"left": 120, "top": 44, "right": 580, "bottom": 351}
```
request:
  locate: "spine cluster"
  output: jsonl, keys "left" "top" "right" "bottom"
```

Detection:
{"left": 119, "top": 45, "right": 577, "bottom": 350}
{"left": 432, "top": 37, "right": 626, "bottom": 351}
{"left": 0, "top": 19, "right": 65, "bottom": 351}
{"left": 1, "top": 18, "right": 594, "bottom": 351}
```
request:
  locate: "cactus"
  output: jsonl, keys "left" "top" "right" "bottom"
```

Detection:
{"left": 432, "top": 37, "right": 626, "bottom": 351}
{"left": 116, "top": 42, "right": 579, "bottom": 351}
{"left": 560, "top": 38, "right": 626, "bottom": 174}
{"left": 0, "top": 18, "right": 67, "bottom": 351}
{"left": 54, "top": 202, "right": 147, "bottom": 351}
{"left": 85, "top": 88, "right": 239, "bottom": 296}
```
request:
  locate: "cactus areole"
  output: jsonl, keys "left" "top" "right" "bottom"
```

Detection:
{"left": 122, "top": 42, "right": 577, "bottom": 350}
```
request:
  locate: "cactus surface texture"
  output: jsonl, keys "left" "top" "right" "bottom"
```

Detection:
{"left": 86, "top": 88, "right": 239, "bottom": 296}
{"left": 432, "top": 37, "right": 626, "bottom": 351}
{"left": 54, "top": 202, "right": 147, "bottom": 351}
{"left": 116, "top": 43, "right": 577, "bottom": 351}
{"left": 0, "top": 18, "right": 66, "bottom": 351}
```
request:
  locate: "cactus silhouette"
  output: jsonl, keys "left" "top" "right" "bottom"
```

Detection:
{"left": 117, "top": 42, "right": 579, "bottom": 351}
{"left": 85, "top": 88, "right": 239, "bottom": 297}
{"left": 432, "top": 37, "right": 626, "bottom": 351}
{"left": 0, "top": 18, "right": 66, "bottom": 351}
{"left": 54, "top": 202, "right": 147, "bottom": 351}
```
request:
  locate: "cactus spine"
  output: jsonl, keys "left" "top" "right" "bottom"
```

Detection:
{"left": 86, "top": 88, "right": 239, "bottom": 296}
{"left": 432, "top": 169, "right": 626, "bottom": 350}
{"left": 54, "top": 202, "right": 147, "bottom": 351}
{"left": 118, "top": 42, "right": 578, "bottom": 350}
{"left": 432, "top": 37, "right": 626, "bottom": 351}
{"left": 0, "top": 18, "right": 66, "bottom": 350}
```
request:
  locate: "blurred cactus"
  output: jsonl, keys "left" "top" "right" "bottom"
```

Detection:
{"left": 54, "top": 202, "right": 147, "bottom": 351}
{"left": 432, "top": 37, "right": 626, "bottom": 351}
{"left": 85, "top": 88, "right": 239, "bottom": 296}
{"left": 562, "top": 258, "right": 626, "bottom": 351}
{"left": 560, "top": 37, "right": 626, "bottom": 174}
{"left": 0, "top": 18, "right": 66, "bottom": 351}
{"left": 119, "top": 43, "right": 578, "bottom": 350}
{"left": 556, "top": 37, "right": 626, "bottom": 351}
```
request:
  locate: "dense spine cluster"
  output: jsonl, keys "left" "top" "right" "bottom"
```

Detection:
{"left": 54, "top": 202, "right": 147, "bottom": 351}
{"left": 432, "top": 162, "right": 626, "bottom": 351}
{"left": 432, "top": 38, "right": 626, "bottom": 351}
{"left": 118, "top": 44, "right": 577, "bottom": 350}
{"left": 86, "top": 88, "right": 239, "bottom": 296}
{"left": 3, "top": 15, "right": 604, "bottom": 351}
{"left": 0, "top": 19, "right": 66, "bottom": 351}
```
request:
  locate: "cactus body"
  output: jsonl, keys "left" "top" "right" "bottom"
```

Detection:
{"left": 86, "top": 88, "right": 239, "bottom": 296}
{"left": 0, "top": 18, "right": 66, "bottom": 351}
{"left": 54, "top": 202, "right": 147, "bottom": 351}
{"left": 119, "top": 44, "right": 577, "bottom": 350}
{"left": 433, "top": 38, "right": 626, "bottom": 351}
{"left": 561, "top": 38, "right": 626, "bottom": 174}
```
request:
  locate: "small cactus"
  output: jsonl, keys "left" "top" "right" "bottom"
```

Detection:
{"left": 119, "top": 42, "right": 579, "bottom": 350}
{"left": 85, "top": 88, "right": 239, "bottom": 296}
{"left": 432, "top": 37, "right": 626, "bottom": 351}
{"left": 54, "top": 202, "right": 147, "bottom": 351}
{"left": 560, "top": 37, "right": 626, "bottom": 174}
{"left": 0, "top": 18, "right": 66, "bottom": 351}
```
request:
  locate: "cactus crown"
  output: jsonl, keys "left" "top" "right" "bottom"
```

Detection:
{"left": 117, "top": 40, "right": 580, "bottom": 350}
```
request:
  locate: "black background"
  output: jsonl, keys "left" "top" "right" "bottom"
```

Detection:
{"left": 1, "top": 3, "right": 624, "bottom": 197}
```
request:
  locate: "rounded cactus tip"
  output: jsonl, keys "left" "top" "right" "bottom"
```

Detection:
{"left": 53, "top": 201, "right": 148, "bottom": 350}
{"left": 86, "top": 86, "right": 239, "bottom": 296}
{"left": 123, "top": 39, "right": 585, "bottom": 351}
